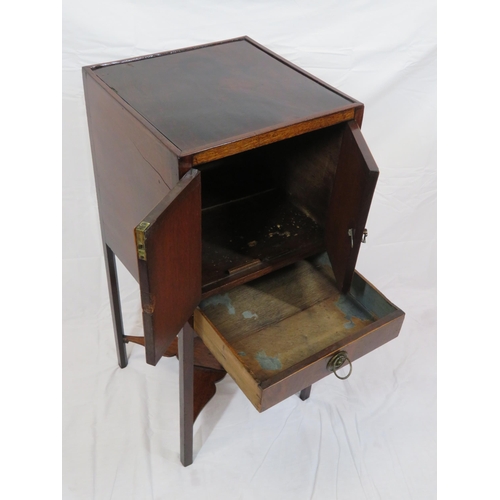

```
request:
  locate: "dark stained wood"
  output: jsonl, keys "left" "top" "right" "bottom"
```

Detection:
{"left": 197, "top": 122, "right": 342, "bottom": 219}
{"left": 178, "top": 322, "right": 226, "bottom": 466}
{"left": 201, "top": 244, "right": 327, "bottom": 300}
{"left": 267, "top": 124, "right": 343, "bottom": 226}
{"left": 86, "top": 37, "right": 362, "bottom": 169}
{"left": 178, "top": 155, "right": 194, "bottom": 178}
{"left": 201, "top": 189, "right": 324, "bottom": 293}
{"left": 103, "top": 244, "right": 128, "bottom": 368}
{"left": 82, "top": 70, "right": 179, "bottom": 280}
{"left": 164, "top": 336, "right": 224, "bottom": 371}
{"left": 198, "top": 124, "right": 344, "bottom": 296}
{"left": 299, "top": 386, "right": 312, "bottom": 401}
{"left": 137, "top": 170, "right": 201, "bottom": 366}
{"left": 155, "top": 336, "right": 227, "bottom": 421}
{"left": 84, "top": 38, "right": 405, "bottom": 465}
{"left": 83, "top": 65, "right": 182, "bottom": 157}
{"left": 92, "top": 38, "right": 355, "bottom": 155}
{"left": 245, "top": 37, "right": 363, "bottom": 110}
{"left": 179, "top": 322, "right": 194, "bottom": 466}
{"left": 354, "top": 105, "right": 364, "bottom": 128}
{"left": 326, "top": 121, "right": 379, "bottom": 292}
{"left": 124, "top": 336, "right": 146, "bottom": 347}
{"left": 192, "top": 367, "right": 226, "bottom": 422}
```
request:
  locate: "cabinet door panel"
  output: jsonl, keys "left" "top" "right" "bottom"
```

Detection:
{"left": 326, "top": 121, "right": 379, "bottom": 292}
{"left": 136, "top": 169, "right": 201, "bottom": 365}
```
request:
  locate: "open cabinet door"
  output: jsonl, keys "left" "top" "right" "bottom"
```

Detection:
{"left": 326, "top": 121, "right": 379, "bottom": 293}
{"left": 135, "top": 169, "right": 201, "bottom": 366}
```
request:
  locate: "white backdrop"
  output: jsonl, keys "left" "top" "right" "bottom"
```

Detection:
{"left": 62, "top": 1, "right": 436, "bottom": 498}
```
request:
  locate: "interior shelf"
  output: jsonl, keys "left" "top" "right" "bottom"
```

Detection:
{"left": 201, "top": 189, "right": 325, "bottom": 295}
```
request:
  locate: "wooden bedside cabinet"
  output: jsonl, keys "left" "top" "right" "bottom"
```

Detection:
{"left": 83, "top": 36, "right": 405, "bottom": 466}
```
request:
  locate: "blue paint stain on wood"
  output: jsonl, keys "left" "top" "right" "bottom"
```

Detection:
{"left": 316, "top": 252, "right": 331, "bottom": 266}
{"left": 200, "top": 293, "right": 235, "bottom": 315}
{"left": 349, "top": 273, "right": 396, "bottom": 319}
{"left": 255, "top": 350, "right": 282, "bottom": 370}
{"left": 335, "top": 295, "right": 373, "bottom": 322}
{"left": 242, "top": 310, "right": 258, "bottom": 320}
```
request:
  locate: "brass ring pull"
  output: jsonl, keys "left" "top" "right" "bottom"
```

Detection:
{"left": 327, "top": 351, "right": 352, "bottom": 380}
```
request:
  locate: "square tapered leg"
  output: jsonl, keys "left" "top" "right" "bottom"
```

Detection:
{"left": 179, "top": 322, "right": 194, "bottom": 466}
{"left": 103, "top": 244, "right": 128, "bottom": 368}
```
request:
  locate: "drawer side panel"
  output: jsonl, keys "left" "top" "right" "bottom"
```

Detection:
{"left": 194, "top": 308, "right": 263, "bottom": 411}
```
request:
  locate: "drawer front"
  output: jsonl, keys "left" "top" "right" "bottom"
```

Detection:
{"left": 194, "top": 255, "right": 404, "bottom": 412}
{"left": 259, "top": 311, "right": 404, "bottom": 411}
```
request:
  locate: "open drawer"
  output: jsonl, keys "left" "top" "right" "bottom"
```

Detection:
{"left": 194, "top": 253, "right": 404, "bottom": 412}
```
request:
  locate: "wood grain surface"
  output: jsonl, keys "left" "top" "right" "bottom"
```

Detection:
{"left": 326, "top": 120, "right": 379, "bottom": 292}
{"left": 92, "top": 38, "right": 354, "bottom": 154}
{"left": 137, "top": 170, "right": 201, "bottom": 366}
{"left": 82, "top": 70, "right": 179, "bottom": 280}
{"left": 195, "top": 255, "right": 403, "bottom": 411}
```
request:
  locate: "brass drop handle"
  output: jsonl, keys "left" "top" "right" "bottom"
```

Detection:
{"left": 327, "top": 351, "right": 352, "bottom": 380}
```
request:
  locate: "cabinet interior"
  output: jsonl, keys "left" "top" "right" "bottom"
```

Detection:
{"left": 199, "top": 123, "right": 346, "bottom": 296}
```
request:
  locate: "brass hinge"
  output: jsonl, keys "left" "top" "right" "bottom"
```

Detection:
{"left": 135, "top": 221, "right": 150, "bottom": 261}
{"left": 348, "top": 227, "right": 368, "bottom": 248}
{"left": 348, "top": 228, "right": 355, "bottom": 248}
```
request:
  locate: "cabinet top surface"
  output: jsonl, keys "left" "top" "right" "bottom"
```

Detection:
{"left": 91, "top": 38, "right": 355, "bottom": 154}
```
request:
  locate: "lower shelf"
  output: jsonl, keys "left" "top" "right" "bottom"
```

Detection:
{"left": 194, "top": 253, "right": 404, "bottom": 412}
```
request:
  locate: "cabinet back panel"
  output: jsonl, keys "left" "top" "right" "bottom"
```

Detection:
{"left": 268, "top": 125, "right": 343, "bottom": 225}
{"left": 199, "top": 124, "right": 343, "bottom": 212}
